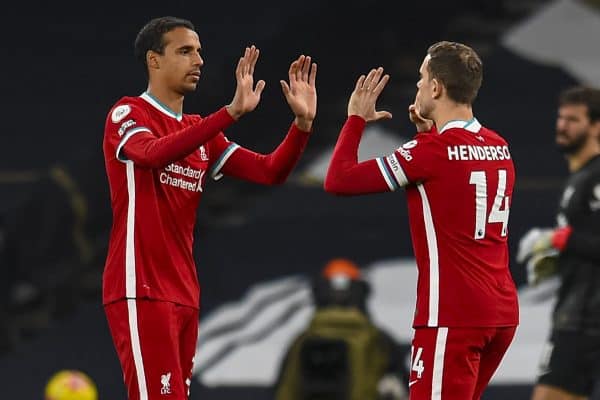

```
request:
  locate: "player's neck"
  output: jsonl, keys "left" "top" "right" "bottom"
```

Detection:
{"left": 145, "top": 85, "right": 184, "bottom": 115}
{"left": 434, "top": 103, "right": 474, "bottom": 131}
{"left": 567, "top": 146, "right": 600, "bottom": 172}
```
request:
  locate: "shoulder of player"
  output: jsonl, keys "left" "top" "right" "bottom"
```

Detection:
{"left": 410, "top": 130, "right": 439, "bottom": 143}
{"left": 396, "top": 131, "right": 448, "bottom": 154}
{"left": 442, "top": 125, "right": 509, "bottom": 146}
{"left": 104, "top": 96, "right": 153, "bottom": 142}
{"left": 587, "top": 154, "right": 600, "bottom": 173}
{"left": 573, "top": 156, "right": 600, "bottom": 192}
{"left": 107, "top": 96, "right": 146, "bottom": 119}
{"left": 480, "top": 126, "right": 509, "bottom": 143}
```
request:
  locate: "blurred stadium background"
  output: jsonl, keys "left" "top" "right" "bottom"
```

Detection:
{"left": 1, "top": 0, "right": 599, "bottom": 398}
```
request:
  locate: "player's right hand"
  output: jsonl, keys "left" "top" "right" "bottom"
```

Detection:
{"left": 226, "top": 45, "right": 266, "bottom": 120}
{"left": 408, "top": 104, "right": 434, "bottom": 132}
{"left": 280, "top": 54, "right": 317, "bottom": 132}
{"left": 347, "top": 67, "right": 392, "bottom": 122}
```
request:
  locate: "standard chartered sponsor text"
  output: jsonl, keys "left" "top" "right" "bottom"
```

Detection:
{"left": 160, "top": 162, "right": 205, "bottom": 192}
{"left": 165, "top": 163, "right": 204, "bottom": 178}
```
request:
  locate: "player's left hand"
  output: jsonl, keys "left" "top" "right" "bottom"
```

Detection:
{"left": 347, "top": 67, "right": 392, "bottom": 122}
{"left": 281, "top": 55, "right": 317, "bottom": 132}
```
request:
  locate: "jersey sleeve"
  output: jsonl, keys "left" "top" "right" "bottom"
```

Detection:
{"left": 208, "top": 123, "right": 311, "bottom": 185}
{"left": 105, "top": 103, "right": 235, "bottom": 169}
{"left": 324, "top": 116, "right": 398, "bottom": 195}
{"left": 207, "top": 133, "right": 240, "bottom": 180}
{"left": 104, "top": 102, "right": 154, "bottom": 162}
{"left": 376, "top": 130, "right": 440, "bottom": 188}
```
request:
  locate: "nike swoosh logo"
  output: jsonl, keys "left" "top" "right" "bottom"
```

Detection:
{"left": 409, "top": 380, "right": 419, "bottom": 387}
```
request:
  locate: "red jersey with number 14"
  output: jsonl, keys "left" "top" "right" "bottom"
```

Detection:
{"left": 377, "top": 119, "right": 519, "bottom": 328}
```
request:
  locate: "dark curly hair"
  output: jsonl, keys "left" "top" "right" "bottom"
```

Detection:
{"left": 134, "top": 16, "right": 195, "bottom": 75}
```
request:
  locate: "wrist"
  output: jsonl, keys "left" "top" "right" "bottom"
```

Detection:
{"left": 225, "top": 104, "right": 243, "bottom": 121}
{"left": 551, "top": 226, "right": 572, "bottom": 251}
{"left": 294, "top": 117, "right": 313, "bottom": 132}
{"left": 348, "top": 113, "right": 367, "bottom": 122}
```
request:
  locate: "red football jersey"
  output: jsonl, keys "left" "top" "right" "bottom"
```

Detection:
{"left": 377, "top": 119, "right": 519, "bottom": 328}
{"left": 102, "top": 93, "right": 238, "bottom": 308}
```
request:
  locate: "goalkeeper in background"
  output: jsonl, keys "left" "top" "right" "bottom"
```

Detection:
{"left": 517, "top": 86, "right": 600, "bottom": 400}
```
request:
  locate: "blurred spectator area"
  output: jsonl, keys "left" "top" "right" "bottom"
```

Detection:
{"left": 0, "top": 165, "right": 103, "bottom": 354}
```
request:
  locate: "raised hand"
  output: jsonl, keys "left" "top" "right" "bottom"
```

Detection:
{"left": 347, "top": 67, "right": 392, "bottom": 122}
{"left": 226, "top": 45, "right": 266, "bottom": 120}
{"left": 408, "top": 104, "right": 434, "bottom": 132}
{"left": 280, "top": 55, "right": 317, "bottom": 132}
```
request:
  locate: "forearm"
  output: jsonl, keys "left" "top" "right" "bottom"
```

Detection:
{"left": 324, "top": 116, "right": 391, "bottom": 195}
{"left": 123, "top": 107, "right": 235, "bottom": 168}
{"left": 220, "top": 122, "right": 310, "bottom": 185}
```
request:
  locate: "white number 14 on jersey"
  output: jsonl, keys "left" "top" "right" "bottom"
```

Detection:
{"left": 469, "top": 169, "right": 510, "bottom": 240}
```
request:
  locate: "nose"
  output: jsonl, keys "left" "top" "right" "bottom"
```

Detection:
{"left": 193, "top": 52, "right": 203, "bottom": 67}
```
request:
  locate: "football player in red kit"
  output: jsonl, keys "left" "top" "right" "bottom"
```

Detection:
{"left": 325, "top": 41, "right": 518, "bottom": 399}
{"left": 103, "top": 16, "right": 317, "bottom": 400}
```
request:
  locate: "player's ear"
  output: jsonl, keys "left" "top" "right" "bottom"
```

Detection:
{"left": 147, "top": 50, "right": 160, "bottom": 71}
{"left": 431, "top": 78, "right": 443, "bottom": 100}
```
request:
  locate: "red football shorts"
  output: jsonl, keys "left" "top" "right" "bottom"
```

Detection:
{"left": 408, "top": 326, "right": 516, "bottom": 400}
{"left": 105, "top": 299, "right": 199, "bottom": 400}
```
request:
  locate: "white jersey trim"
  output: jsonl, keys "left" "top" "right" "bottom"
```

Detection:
{"left": 124, "top": 163, "right": 148, "bottom": 398}
{"left": 376, "top": 157, "right": 397, "bottom": 191}
{"left": 116, "top": 127, "right": 152, "bottom": 162}
{"left": 127, "top": 299, "right": 149, "bottom": 400}
{"left": 431, "top": 327, "right": 448, "bottom": 400}
{"left": 417, "top": 183, "right": 440, "bottom": 326}
{"left": 140, "top": 92, "right": 183, "bottom": 121}
{"left": 210, "top": 143, "right": 240, "bottom": 181}
{"left": 125, "top": 161, "right": 137, "bottom": 297}
{"left": 439, "top": 118, "right": 481, "bottom": 134}
{"left": 385, "top": 153, "right": 409, "bottom": 187}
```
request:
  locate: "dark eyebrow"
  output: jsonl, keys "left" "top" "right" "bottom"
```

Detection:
{"left": 177, "top": 45, "right": 198, "bottom": 52}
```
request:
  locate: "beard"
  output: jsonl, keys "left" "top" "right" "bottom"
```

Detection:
{"left": 556, "top": 130, "right": 588, "bottom": 155}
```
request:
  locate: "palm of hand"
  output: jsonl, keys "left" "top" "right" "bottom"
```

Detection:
{"left": 238, "top": 76, "right": 260, "bottom": 113}
{"left": 288, "top": 81, "right": 316, "bottom": 120}
{"left": 347, "top": 67, "right": 392, "bottom": 122}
